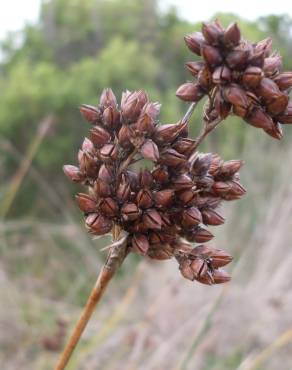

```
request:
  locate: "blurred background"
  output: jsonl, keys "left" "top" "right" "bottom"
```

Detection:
{"left": 1, "top": 1, "right": 292, "bottom": 369}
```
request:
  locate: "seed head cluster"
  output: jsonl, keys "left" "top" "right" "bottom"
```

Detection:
{"left": 64, "top": 88, "right": 246, "bottom": 285}
{"left": 176, "top": 20, "right": 292, "bottom": 139}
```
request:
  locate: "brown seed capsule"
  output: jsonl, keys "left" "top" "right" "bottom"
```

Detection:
{"left": 141, "top": 101, "right": 161, "bottom": 120}
{"left": 219, "top": 160, "right": 244, "bottom": 176}
{"left": 140, "top": 139, "right": 159, "bottom": 162}
{"left": 186, "top": 61, "right": 205, "bottom": 76}
{"left": 182, "top": 207, "right": 202, "bottom": 227}
{"left": 176, "top": 82, "right": 204, "bottom": 102}
{"left": 98, "top": 164, "right": 113, "bottom": 183}
{"left": 136, "top": 189, "right": 153, "bottom": 209}
{"left": 202, "top": 20, "right": 223, "bottom": 46}
{"left": 118, "top": 125, "right": 133, "bottom": 148}
{"left": 223, "top": 84, "right": 249, "bottom": 116}
{"left": 82, "top": 137, "right": 95, "bottom": 153}
{"left": 90, "top": 126, "right": 111, "bottom": 148}
{"left": 225, "top": 49, "right": 249, "bottom": 70}
{"left": 177, "top": 189, "right": 196, "bottom": 206}
{"left": 202, "top": 209, "right": 225, "bottom": 225}
{"left": 263, "top": 55, "right": 282, "bottom": 76}
{"left": 249, "top": 50, "right": 265, "bottom": 68}
{"left": 210, "top": 249, "right": 233, "bottom": 268}
{"left": 212, "top": 269, "right": 231, "bottom": 284}
{"left": 79, "top": 104, "right": 101, "bottom": 123}
{"left": 99, "top": 143, "right": 118, "bottom": 162}
{"left": 102, "top": 106, "right": 120, "bottom": 129}
{"left": 273, "top": 72, "right": 292, "bottom": 91}
{"left": 255, "top": 37, "right": 272, "bottom": 57}
{"left": 142, "top": 209, "right": 162, "bottom": 230}
{"left": 258, "top": 78, "right": 282, "bottom": 103}
{"left": 152, "top": 166, "right": 169, "bottom": 183}
{"left": 63, "top": 165, "right": 83, "bottom": 183}
{"left": 277, "top": 101, "right": 292, "bottom": 124}
{"left": 191, "top": 258, "right": 208, "bottom": 279}
{"left": 99, "top": 88, "right": 117, "bottom": 108}
{"left": 192, "top": 227, "right": 214, "bottom": 243}
{"left": 266, "top": 94, "right": 289, "bottom": 116}
{"left": 94, "top": 179, "right": 112, "bottom": 197}
{"left": 214, "top": 90, "right": 231, "bottom": 119}
{"left": 224, "top": 22, "right": 241, "bottom": 48}
{"left": 180, "top": 260, "right": 195, "bottom": 280}
{"left": 212, "top": 181, "right": 231, "bottom": 195}
{"left": 116, "top": 175, "right": 131, "bottom": 202}
{"left": 198, "top": 67, "right": 213, "bottom": 90}
{"left": 136, "top": 112, "right": 155, "bottom": 134}
{"left": 160, "top": 149, "right": 186, "bottom": 167}
{"left": 154, "top": 189, "right": 174, "bottom": 208}
{"left": 148, "top": 243, "right": 174, "bottom": 260}
{"left": 153, "top": 122, "right": 183, "bottom": 144}
{"left": 121, "top": 203, "right": 140, "bottom": 222}
{"left": 172, "top": 138, "right": 196, "bottom": 156}
{"left": 132, "top": 234, "right": 149, "bottom": 255}
{"left": 172, "top": 174, "right": 193, "bottom": 190}
{"left": 76, "top": 193, "right": 96, "bottom": 213}
{"left": 184, "top": 32, "right": 205, "bottom": 55}
{"left": 121, "top": 90, "right": 148, "bottom": 122}
{"left": 99, "top": 197, "right": 118, "bottom": 218}
{"left": 201, "top": 44, "right": 223, "bottom": 67}
{"left": 78, "top": 151, "right": 98, "bottom": 177}
{"left": 264, "top": 122, "right": 283, "bottom": 140}
{"left": 85, "top": 213, "right": 112, "bottom": 235}
{"left": 242, "top": 66, "right": 263, "bottom": 89}
{"left": 245, "top": 106, "right": 274, "bottom": 130}
{"left": 212, "top": 65, "right": 231, "bottom": 85}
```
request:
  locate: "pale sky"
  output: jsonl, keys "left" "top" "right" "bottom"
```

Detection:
{"left": 0, "top": 0, "right": 291, "bottom": 41}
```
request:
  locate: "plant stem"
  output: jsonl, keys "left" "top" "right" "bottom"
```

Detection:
{"left": 187, "top": 116, "right": 223, "bottom": 164}
{"left": 182, "top": 102, "right": 197, "bottom": 123}
{"left": 54, "top": 225, "right": 128, "bottom": 370}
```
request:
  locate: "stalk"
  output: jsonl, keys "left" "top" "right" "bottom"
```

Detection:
{"left": 54, "top": 225, "right": 128, "bottom": 370}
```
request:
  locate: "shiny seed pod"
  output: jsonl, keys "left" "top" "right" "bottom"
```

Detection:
{"left": 121, "top": 203, "right": 140, "bottom": 222}
{"left": 273, "top": 72, "right": 292, "bottom": 91}
{"left": 99, "top": 88, "right": 117, "bottom": 108}
{"left": 99, "top": 143, "right": 118, "bottom": 162}
{"left": 277, "top": 101, "right": 292, "bottom": 124}
{"left": 223, "top": 22, "right": 241, "bottom": 48}
{"left": 140, "top": 139, "right": 159, "bottom": 162}
{"left": 79, "top": 104, "right": 101, "bottom": 123}
{"left": 202, "top": 20, "right": 223, "bottom": 46}
{"left": 186, "top": 61, "right": 205, "bottom": 76}
{"left": 132, "top": 234, "right": 149, "bottom": 255}
{"left": 76, "top": 193, "right": 97, "bottom": 213}
{"left": 85, "top": 213, "right": 112, "bottom": 235}
{"left": 225, "top": 49, "right": 249, "bottom": 70}
{"left": 242, "top": 66, "right": 263, "bottom": 89}
{"left": 136, "top": 189, "right": 153, "bottom": 209}
{"left": 154, "top": 189, "right": 174, "bottom": 208}
{"left": 202, "top": 209, "right": 225, "bottom": 225}
{"left": 212, "top": 269, "right": 231, "bottom": 284}
{"left": 63, "top": 165, "right": 84, "bottom": 183}
{"left": 90, "top": 126, "right": 111, "bottom": 148}
{"left": 176, "top": 82, "right": 204, "bottom": 102}
{"left": 99, "top": 197, "right": 119, "bottom": 218}
{"left": 184, "top": 32, "right": 205, "bottom": 55}
{"left": 182, "top": 207, "right": 202, "bottom": 227}
{"left": 142, "top": 209, "right": 162, "bottom": 230}
{"left": 201, "top": 44, "right": 223, "bottom": 67}
{"left": 160, "top": 149, "right": 186, "bottom": 167}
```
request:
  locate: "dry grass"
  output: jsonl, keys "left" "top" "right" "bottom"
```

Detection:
{"left": 1, "top": 130, "right": 292, "bottom": 370}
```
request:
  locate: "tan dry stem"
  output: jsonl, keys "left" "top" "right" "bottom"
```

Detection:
{"left": 54, "top": 225, "right": 128, "bottom": 370}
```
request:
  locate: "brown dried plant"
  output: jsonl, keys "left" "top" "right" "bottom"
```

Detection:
{"left": 55, "top": 20, "right": 292, "bottom": 370}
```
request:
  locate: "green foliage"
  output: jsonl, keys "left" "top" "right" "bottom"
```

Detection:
{"left": 1, "top": 0, "right": 292, "bottom": 217}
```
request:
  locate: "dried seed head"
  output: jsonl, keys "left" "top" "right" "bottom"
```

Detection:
{"left": 79, "top": 104, "right": 101, "bottom": 123}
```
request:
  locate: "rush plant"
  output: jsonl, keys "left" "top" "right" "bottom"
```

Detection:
{"left": 56, "top": 20, "right": 292, "bottom": 369}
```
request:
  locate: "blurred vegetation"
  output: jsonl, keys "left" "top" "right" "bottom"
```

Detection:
{"left": 0, "top": 0, "right": 292, "bottom": 219}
